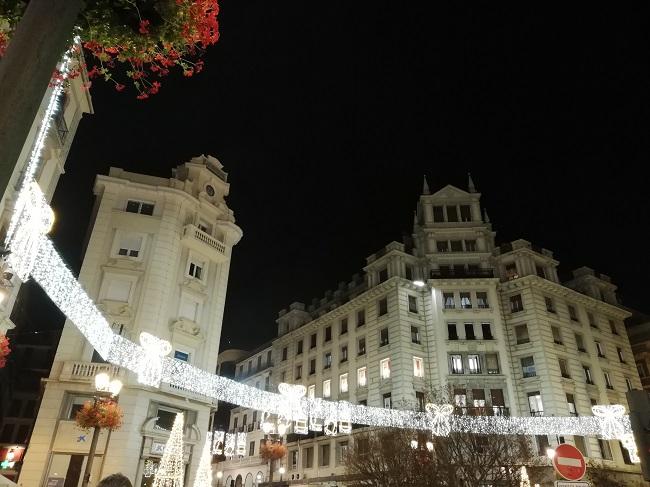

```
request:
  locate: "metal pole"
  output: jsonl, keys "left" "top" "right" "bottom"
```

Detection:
{"left": 0, "top": 0, "right": 83, "bottom": 201}
{"left": 81, "top": 423, "right": 101, "bottom": 487}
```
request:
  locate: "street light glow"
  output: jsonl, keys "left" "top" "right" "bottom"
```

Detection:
{"left": 216, "top": 471, "right": 223, "bottom": 479}
{"left": 279, "top": 467, "right": 286, "bottom": 474}
{"left": 546, "top": 448, "right": 556, "bottom": 459}
{"left": 413, "top": 280, "right": 425, "bottom": 287}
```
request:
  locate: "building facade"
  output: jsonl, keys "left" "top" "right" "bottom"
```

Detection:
{"left": 216, "top": 178, "right": 643, "bottom": 486}
{"left": 0, "top": 63, "right": 93, "bottom": 483}
{"left": 18, "top": 155, "right": 242, "bottom": 487}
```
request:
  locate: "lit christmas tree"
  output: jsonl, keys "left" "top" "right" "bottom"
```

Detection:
{"left": 154, "top": 413, "right": 185, "bottom": 487}
{"left": 193, "top": 432, "right": 213, "bottom": 487}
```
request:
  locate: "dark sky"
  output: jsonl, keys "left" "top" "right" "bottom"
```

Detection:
{"left": 26, "top": 3, "right": 650, "bottom": 351}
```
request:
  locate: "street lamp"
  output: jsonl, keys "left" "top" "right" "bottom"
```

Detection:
{"left": 256, "top": 473, "right": 262, "bottom": 486}
{"left": 279, "top": 466, "right": 285, "bottom": 481}
{"left": 80, "top": 372, "right": 123, "bottom": 487}
{"left": 216, "top": 470, "right": 223, "bottom": 487}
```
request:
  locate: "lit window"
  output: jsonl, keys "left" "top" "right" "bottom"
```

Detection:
{"left": 476, "top": 291, "right": 489, "bottom": 308}
{"left": 380, "top": 358, "right": 391, "bottom": 379}
{"left": 443, "top": 292, "right": 455, "bottom": 309}
{"left": 521, "top": 356, "right": 536, "bottom": 378}
{"left": 468, "top": 355, "right": 481, "bottom": 374}
{"left": 451, "top": 354, "right": 464, "bottom": 374}
{"left": 308, "top": 385, "right": 315, "bottom": 399}
{"left": 339, "top": 373, "right": 348, "bottom": 393}
{"left": 174, "top": 350, "right": 189, "bottom": 362}
{"left": 413, "top": 357, "right": 424, "bottom": 378}
{"left": 383, "top": 393, "right": 392, "bottom": 409}
{"left": 323, "top": 379, "right": 331, "bottom": 398}
{"left": 460, "top": 292, "right": 472, "bottom": 309}
{"left": 527, "top": 392, "right": 543, "bottom": 416}
{"left": 357, "top": 367, "right": 367, "bottom": 387}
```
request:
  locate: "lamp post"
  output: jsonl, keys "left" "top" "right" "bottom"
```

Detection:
{"left": 216, "top": 471, "right": 223, "bottom": 487}
{"left": 256, "top": 473, "right": 262, "bottom": 486}
{"left": 80, "top": 372, "right": 122, "bottom": 487}
{"left": 279, "top": 466, "right": 285, "bottom": 482}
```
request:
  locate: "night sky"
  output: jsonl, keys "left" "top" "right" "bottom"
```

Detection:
{"left": 23, "top": 3, "right": 650, "bottom": 351}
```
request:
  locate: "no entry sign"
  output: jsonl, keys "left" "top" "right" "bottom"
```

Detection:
{"left": 553, "top": 444, "right": 586, "bottom": 481}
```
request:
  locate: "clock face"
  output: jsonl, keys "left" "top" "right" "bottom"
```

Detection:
{"left": 206, "top": 185, "right": 215, "bottom": 196}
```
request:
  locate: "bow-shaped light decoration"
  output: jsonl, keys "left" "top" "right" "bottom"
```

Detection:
{"left": 591, "top": 404, "right": 626, "bottom": 440}
{"left": 138, "top": 332, "right": 172, "bottom": 387}
{"left": 425, "top": 403, "right": 454, "bottom": 437}
{"left": 278, "top": 383, "right": 308, "bottom": 435}
{"left": 621, "top": 434, "right": 640, "bottom": 464}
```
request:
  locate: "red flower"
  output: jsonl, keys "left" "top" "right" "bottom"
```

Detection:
{"left": 136, "top": 92, "right": 149, "bottom": 100}
{"left": 148, "top": 81, "right": 161, "bottom": 94}
{"left": 87, "top": 65, "right": 100, "bottom": 79}
{"left": 183, "top": 68, "right": 194, "bottom": 77}
{"left": 139, "top": 19, "right": 150, "bottom": 35}
{"left": 115, "top": 83, "right": 126, "bottom": 92}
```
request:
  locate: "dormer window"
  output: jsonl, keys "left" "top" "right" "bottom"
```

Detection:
{"left": 460, "top": 205, "right": 472, "bottom": 222}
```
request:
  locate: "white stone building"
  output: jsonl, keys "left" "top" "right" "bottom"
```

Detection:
{"left": 216, "top": 177, "right": 642, "bottom": 486}
{"left": 19, "top": 155, "right": 242, "bottom": 487}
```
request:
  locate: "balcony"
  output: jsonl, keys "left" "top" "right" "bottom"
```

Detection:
{"left": 430, "top": 268, "right": 495, "bottom": 279}
{"left": 59, "top": 361, "right": 124, "bottom": 382}
{"left": 181, "top": 224, "right": 227, "bottom": 262}
{"left": 454, "top": 406, "right": 510, "bottom": 417}
{"left": 161, "top": 382, "right": 217, "bottom": 405}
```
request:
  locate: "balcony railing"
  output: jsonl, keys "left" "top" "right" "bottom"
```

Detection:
{"left": 454, "top": 406, "right": 510, "bottom": 417}
{"left": 181, "top": 224, "right": 226, "bottom": 261}
{"left": 59, "top": 361, "right": 123, "bottom": 382}
{"left": 430, "top": 268, "right": 495, "bottom": 279}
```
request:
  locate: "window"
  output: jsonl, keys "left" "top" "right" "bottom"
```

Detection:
{"left": 340, "top": 345, "right": 348, "bottom": 362}
{"left": 510, "top": 294, "right": 523, "bottom": 312}
{"left": 443, "top": 292, "right": 455, "bottom": 309}
{"left": 408, "top": 295, "right": 418, "bottom": 313}
{"left": 566, "top": 393, "right": 578, "bottom": 416}
{"left": 515, "top": 324, "right": 529, "bottom": 344}
{"left": 188, "top": 260, "right": 204, "bottom": 280}
{"left": 411, "top": 326, "right": 421, "bottom": 344}
{"left": 584, "top": 365, "right": 593, "bottom": 384}
{"left": 604, "top": 372, "right": 613, "bottom": 389}
{"left": 380, "top": 328, "right": 389, "bottom": 346}
{"left": 340, "top": 318, "right": 348, "bottom": 335}
{"left": 481, "top": 323, "right": 493, "bottom": 340}
{"left": 324, "top": 352, "right": 332, "bottom": 369}
{"left": 125, "top": 200, "right": 154, "bottom": 215}
{"left": 324, "top": 326, "right": 332, "bottom": 342}
{"left": 378, "top": 297, "right": 388, "bottom": 316}
{"left": 596, "top": 341, "right": 605, "bottom": 358}
{"left": 545, "top": 297, "right": 555, "bottom": 313}
{"left": 174, "top": 350, "right": 189, "bottom": 362}
{"left": 460, "top": 205, "right": 472, "bottom": 221}
{"left": 450, "top": 240, "right": 463, "bottom": 252}
{"left": 598, "top": 439, "right": 613, "bottom": 460}
{"left": 568, "top": 305, "right": 578, "bottom": 321}
{"left": 448, "top": 323, "right": 458, "bottom": 340}
{"left": 378, "top": 268, "right": 388, "bottom": 283}
{"left": 340, "top": 373, "right": 348, "bottom": 393}
{"left": 379, "top": 358, "right": 392, "bottom": 380}
{"left": 451, "top": 354, "right": 464, "bottom": 374}
{"left": 319, "top": 444, "right": 330, "bottom": 466}
{"left": 383, "top": 393, "right": 392, "bottom": 409}
{"left": 472, "top": 389, "right": 486, "bottom": 407}
{"left": 116, "top": 233, "right": 143, "bottom": 258}
{"left": 248, "top": 440, "right": 255, "bottom": 456}
{"left": 296, "top": 365, "right": 302, "bottom": 380}
{"left": 575, "top": 333, "right": 586, "bottom": 352}
{"left": 460, "top": 292, "right": 472, "bottom": 309}
{"left": 433, "top": 205, "right": 444, "bottom": 222}
{"left": 323, "top": 379, "right": 331, "bottom": 398}
{"left": 468, "top": 354, "right": 481, "bottom": 374}
{"left": 357, "top": 367, "right": 367, "bottom": 387}
{"left": 486, "top": 353, "right": 499, "bottom": 374}
{"left": 265, "top": 375, "right": 270, "bottom": 389}
{"left": 528, "top": 392, "right": 543, "bottom": 416}
{"left": 257, "top": 356, "right": 262, "bottom": 370}
{"left": 307, "top": 384, "right": 315, "bottom": 398}
{"left": 559, "top": 358, "right": 571, "bottom": 378}
{"left": 454, "top": 389, "right": 467, "bottom": 408}
{"left": 310, "top": 333, "right": 317, "bottom": 349}
{"left": 105, "top": 277, "right": 132, "bottom": 302}
{"left": 282, "top": 347, "right": 288, "bottom": 361}
{"left": 302, "top": 447, "right": 314, "bottom": 468}
{"left": 588, "top": 313, "right": 597, "bottom": 328}
{"left": 248, "top": 361, "right": 252, "bottom": 374}
{"left": 465, "top": 239, "right": 477, "bottom": 251}
{"left": 476, "top": 291, "right": 489, "bottom": 308}
{"left": 437, "top": 241, "right": 449, "bottom": 252}
{"left": 620, "top": 441, "right": 633, "bottom": 465}
{"left": 281, "top": 371, "right": 286, "bottom": 382}
{"left": 552, "top": 326, "right": 563, "bottom": 345}
{"left": 521, "top": 356, "right": 536, "bottom": 378}
{"left": 357, "top": 309, "right": 366, "bottom": 327}
{"left": 626, "top": 377, "right": 633, "bottom": 391}
{"left": 358, "top": 337, "right": 366, "bottom": 356}
{"left": 297, "top": 339, "right": 304, "bottom": 354}
{"left": 156, "top": 407, "right": 180, "bottom": 430}
{"left": 310, "top": 359, "right": 316, "bottom": 375}
{"left": 609, "top": 320, "right": 618, "bottom": 335}
{"left": 638, "top": 361, "right": 649, "bottom": 378}
{"left": 574, "top": 436, "right": 587, "bottom": 456}
{"left": 536, "top": 265, "right": 546, "bottom": 278}
{"left": 405, "top": 264, "right": 413, "bottom": 280}
{"left": 617, "top": 347, "right": 625, "bottom": 363}
{"left": 464, "top": 323, "right": 475, "bottom": 340}
{"left": 416, "top": 391, "right": 425, "bottom": 411}
{"left": 446, "top": 205, "right": 458, "bottom": 222}
{"left": 336, "top": 441, "right": 349, "bottom": 465}
{"left": 536, "top": 435, "right": 550, "bottom": 456}
{"left": 413, "top": 357, "right": 424, "bottom": 377}
{"left": 291, "top": 450, "right": 299, "bottom": 469}
{"left": 505, "top": 263, "right": 519, "bottom": 280}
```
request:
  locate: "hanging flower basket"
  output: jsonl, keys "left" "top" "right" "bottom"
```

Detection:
{"left": 0, "top": 0, "right": 220, "bottom": 97}
{"left": 75, "top": 399, "right": 124, "bottom": 430}
{"left": 260, "top": 442, "right": 287, "bottom": 461}
{"left": 0, "top": 335, "right": 10, "bottom": 369}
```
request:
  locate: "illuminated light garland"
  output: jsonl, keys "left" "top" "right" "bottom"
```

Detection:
{"left": 153, "top": 413, "right": 185, "bottom": 487}
{"left": 193, "top": 432, "right": 213, "bottom": 487}
{"left": 425, "top": 403, "right": 454, "bottom": 437}
{"left": 143, "top": 459, "right": 159, "bottom": 478}
{"left": 0, "top": 44, "right": 639, "bottom": 462}
{"left": 138, "top": 332, "right": 173, "bottom": 388}
{"left": 211, "top": 431, "right": 225, "bottom": 455}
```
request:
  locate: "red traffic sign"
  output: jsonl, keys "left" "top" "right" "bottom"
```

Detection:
{"left": 553, "top": 444, "right": 586, "bottom": 481}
